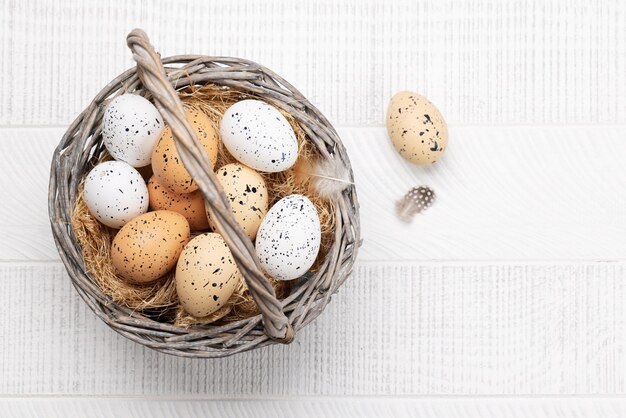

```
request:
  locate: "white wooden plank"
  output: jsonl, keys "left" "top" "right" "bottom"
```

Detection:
{"left": 3, "top": 126, "right": 626, "bottom": 262}
{"left": 1, "top": 0, "right": 623, "bottom": 405}
{"left": 1, "top": 0, "right": 625, "bottom": 126}
{"left": 1, "top": 261, "right": 625, "bottom": 396}
{"left": 4, "top": 396, "right": 626, "bottom": 418}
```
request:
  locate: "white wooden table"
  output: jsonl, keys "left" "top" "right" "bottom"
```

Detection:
{"left": 2, "top": 0, "right": 626, "bottom": 416}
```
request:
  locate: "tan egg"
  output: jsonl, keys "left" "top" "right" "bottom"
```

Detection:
{"left": 152, "top": 108, "right": 219, "bottom": 194}
{"left": 386, "top": 91, "right": 448, "bottom": 164}
{"left": 148, "top": 176, "right": 210, "bottom": 231}
{"left": 208, "top": 163, "right": 268, "bottom": 239}
{"left": 111, "top": 210, "right": 190, "bottom": 283}
{"left": 175, "top": 233, "right": 242, "bottom": 317}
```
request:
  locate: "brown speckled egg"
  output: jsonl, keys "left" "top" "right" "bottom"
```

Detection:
{"left": 111, "top": 210, "right": 190, "bottom": 283}
{"left": 207, "top": 163, "right": 268, "bottom": 240}
{"left": 152, "top": 108, "right": 219, "bottom": 194}
{"left": 175, "top": 233, "right": 242, "bottom": 317}
{"left": 148, "top": 176, "right": 210, "bottom": 231}
{"left": 386, "top": 91, "right": 448, "bottom": 164}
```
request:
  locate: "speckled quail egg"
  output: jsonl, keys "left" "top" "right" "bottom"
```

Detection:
{"left": 207, "top": 163, "right": 268, "bottom": 239}
{"left": 102, "top": 94, "right": 165, "bottom": 167}
{"left": 111, "top": 210, "right": 190, "bottom": 283}
{"left": 175, "top": 233, "right": 242, "bottom": 317}
{"left": 152, "top": 108, "right": 219, "bottom": 194}
{"left": 255, "top": 194, "right": 321, "bottom": 281}
{"left": 220, "top": 99, "right": 298, "bottom": 173}
{"left": 148, "top": 176, "right": 210, "bottom": 231}
{"left": 386, "top": 91, "right": 448, "bottom": 164}
{"left": 83, "top": 160, "right": 149, "bottom": 229}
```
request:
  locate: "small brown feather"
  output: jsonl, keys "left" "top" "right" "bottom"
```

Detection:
{"left": 396, "top": 186, "right": 436, "bottom": 222}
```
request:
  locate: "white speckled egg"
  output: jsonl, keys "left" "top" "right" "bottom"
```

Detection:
{"left": 220, "top": 99, "right": 298, "bottom": 172}
{"left": 176, "top": 233, "right": 242, "bottom": 317}
{"left": 83, "top": 161, "right": 149, "bottom": 229}
{"left": 102, "top": 94, "right": 165, "bottom": 167}
{"left": 208, "top": 163, "right": 268, "bottom": 239}
{"left": 255, "top": 194, "right": 321, "bottom": 281}
{"left": 386, "top": 91, "right": 448, "bottom": 164}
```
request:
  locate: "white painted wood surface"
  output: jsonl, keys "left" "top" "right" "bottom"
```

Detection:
{"left": 3, "top": 125, "right": 626, "bottom": 262}
{"left": 1, "top": 0, "right": 626, "bottom": 415}
{"left": 2, "top": 0, "right": 626, "bottom": 126}
{"left": 4, "top": 397, "right": 626, "bottom": 418}
{"left": 2, "top": 262, "right": 626, "bottom": 396}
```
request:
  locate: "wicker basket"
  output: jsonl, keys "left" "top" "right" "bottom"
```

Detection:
{"left": 48, "top": 29, "right": 360, "bottom": 358}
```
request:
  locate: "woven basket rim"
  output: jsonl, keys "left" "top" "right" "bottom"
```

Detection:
{"left": 48, "top": 29, "right": 360, "bottom": 358}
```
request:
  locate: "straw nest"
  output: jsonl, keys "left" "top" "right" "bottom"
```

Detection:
{"left": 50, "top": 29, "right": 359, "bottom": 357}
{"left": 71, "top": 84, "right": 336, "bottom": 327}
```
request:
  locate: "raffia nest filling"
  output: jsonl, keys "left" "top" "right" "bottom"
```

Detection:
{"left": 71, "top": 84, "right": 335, "bottom": 327}
{"left": 49, "top": 29, "right": 359, "bottom": 356}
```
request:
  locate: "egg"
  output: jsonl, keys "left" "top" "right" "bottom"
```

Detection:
{"left": 83, "top": 161, "right": 149, "bottom": 229}
{"left": 111, "top": 210, "right": 190, "bottom": 283}
{"left": 152, "top": 108, "right": 219, "bottom": 194}
{"left": 386, "top": 91, "right": 448, "bottom": 164}
{"left": 148, "top": 176, "right": 209, "bottom": 231}
{"left": 175, "top": 233, "right": 242, "bottom": 317}
{"left": 208, "top": 163, "right": 268, "bottom": 239}
{"left": 255, "top": 194, "right": 321, "bottom": 281}
{"left": 102, "top": 94, "right": 165, "bottom": 167}
{"left": 220, "top": 99, "right": 298, "bottom": 172}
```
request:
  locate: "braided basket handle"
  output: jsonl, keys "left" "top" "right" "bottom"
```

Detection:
{"left": 126, "top": 29, "right": 294, "bottom": 343}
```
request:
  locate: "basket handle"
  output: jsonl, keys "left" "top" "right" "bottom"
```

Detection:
{"left": 126, "top": 29, "right": 294, "bottom": 344}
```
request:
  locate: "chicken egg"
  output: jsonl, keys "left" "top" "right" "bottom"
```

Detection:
{"left": 111, "top": 210, "right": 190, "bottom": 283}
{"left": 386, "top": 91, "right": 448, "bottom": 164}
{"left": 83, "top": 160, "right": 149, "bottom": 229}
{"left": 220, "top": 99, "right": 298, "bottom": 173}
{"left": 176, "top": 233, "right": 242, "bottom": 317}
{"left": 208, "top": 163, "right": 268, "bottom": 240}
{"left": 148, "top": 176, "right": 209, "bottom": 231}
{"left": 102, "top": 94, "right": 164, "bottom": 167}
{"left": 152, "top": 108, "right": 219, "bottom": 194}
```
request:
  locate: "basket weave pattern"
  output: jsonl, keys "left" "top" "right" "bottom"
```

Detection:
{"left": 48, "top": 29, "right": 360, "bottom": 358}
